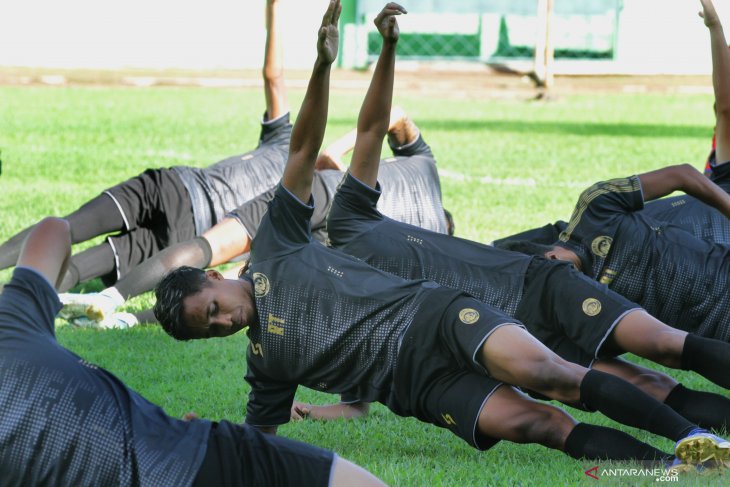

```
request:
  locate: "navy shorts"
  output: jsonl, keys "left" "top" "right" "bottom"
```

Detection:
{"left": 102, "top": 168, "right": 195, "bottom": 282}
{"left": 192, "top": 420, "right": 335, "bottom": 487}
{"left": 515, "top": 258, "right": 639, "bottom": 367}
{"left": 395, "top": 290, "right": 520, "bottom": 450}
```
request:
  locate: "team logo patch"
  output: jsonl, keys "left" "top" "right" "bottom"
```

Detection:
{"left": 590, "top": 236, "right": 613, "bottom": 258}
{"left": 582, "top": 298, "right": 602, "bottom": 317}
{"left": 459, "top": 308, "right": 480, "bottom": 324}
{"left": 253, "top": 272, "right": 270, "bottom": 297}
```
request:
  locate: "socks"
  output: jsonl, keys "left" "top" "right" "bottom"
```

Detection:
{"left": 664, "top": 383, "right": 730, "bottom": 431}
{"left": 681, "top": 334, "right": 730, "bottom": 388}
{"left": 579, "top": 369, "right": 695, "bottom": 442}
{"left": 564, "top": 423, "right": 668, "bottom": 461}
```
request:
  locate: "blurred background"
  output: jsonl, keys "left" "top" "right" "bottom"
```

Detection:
{"left": 1, "top": 0, "right": 728, "bottom": 75}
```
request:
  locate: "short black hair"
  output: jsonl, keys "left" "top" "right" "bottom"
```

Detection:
{"left": 443, "top": 208, "right": 455, "bottom": 236}
{"left": 494, "top": 239, "right": 554, "bottom": 257}
{"left": 154, "top": 266, "right": 210, "bottom": 341}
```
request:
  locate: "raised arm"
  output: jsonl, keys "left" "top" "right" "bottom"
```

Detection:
{"left": 17, "top": 217, "right": 72, "bottom": 289}
{"left": 281, "top": 0, "right": 341, "bottom": 202}
{"left": 638, "top": 163, "right": 730, "bottom": 218}
{"left": 263, "top": 0, "right": 288, "bottom": 120}
{"left": 701, "top": 0, "right": 730, "bottom": 165}
{"left": 348, "top": 3, "right": 406, "bottom": 189}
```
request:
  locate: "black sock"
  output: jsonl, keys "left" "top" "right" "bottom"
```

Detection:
{"left": 664, "top": 383, "right": 730, "bottom": 432}
{"left": 58, "top": 263, "right": 81, "bottom": 293}
{"left": 580, "top": 370, "right": 695, "bottom": 442}
{"left": 115, "top": 236, "right": 213, "bottom": 299}
{"left": 682, "top": 334, "right": 730, "bottom": 388}
{"left": 564, "top": 423, "right": 669, "bottom": 461}
{"left": 66, "top": 194, "right": 125, "bottom": 242}
{"left": 57, "top": 244, "right": 116, "bottom": 292}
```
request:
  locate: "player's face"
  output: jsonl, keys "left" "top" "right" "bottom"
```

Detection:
{"left": 182, "top": 275, "right": 251, "bottom": 339}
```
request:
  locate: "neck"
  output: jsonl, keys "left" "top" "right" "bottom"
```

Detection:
{"left": 241, "top": 278, "right": 259, "bottom": 325}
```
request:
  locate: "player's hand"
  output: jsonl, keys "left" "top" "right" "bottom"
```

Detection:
{"left": 317, "top": 0, "right": 342, "bottom": 65}
{"left": 374, "top": 3, "right": 407, "bottom": 43}
{"left": 290, "top": 401, "right": 312, "bottom": 421}
{"left": 699, "top": 0, "right": 722, "bottom": 28}
{"left": 182, "top": 411, "right": 199, "bottom": 421}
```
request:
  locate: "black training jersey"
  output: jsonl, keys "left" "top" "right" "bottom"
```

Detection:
{"left": 0, "top": 268, "right": 210, "bottom": 486}
{"left": 173, "top": 119, "right": 291, "bottom": 234}
{"left": 328, "top": 173, "right": 531, "bottom": 315}
{"left": 640, "top": 162, "right": 730, "bottom": 244}
{"left": 558, "top": 176, "right": 730, "bottom": 340}
{"left": 243, "top": 184, "right": 446, "bottom": 427}
{"left": 229, "top": 156, "right": 448, "bottom": 244}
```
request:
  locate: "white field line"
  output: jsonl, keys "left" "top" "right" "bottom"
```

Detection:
{"left": 439, "top": 168, "right": 589, "bottom": 188}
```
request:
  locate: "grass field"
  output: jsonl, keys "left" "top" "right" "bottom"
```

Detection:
{"left": 1, "top": 80, "right": 728, "bottom": 485}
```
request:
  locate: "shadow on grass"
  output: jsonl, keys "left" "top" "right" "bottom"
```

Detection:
{"left": 330, "top": 117, "right": 711, "bottom": 139}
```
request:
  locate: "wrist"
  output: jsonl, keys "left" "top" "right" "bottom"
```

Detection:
{"left": 314, "top": 57, "right": 334, "bottom": 70}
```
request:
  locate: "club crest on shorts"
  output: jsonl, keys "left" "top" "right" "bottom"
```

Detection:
{"left": 253, "top": 272, "right": 270, "bottom": 297}
{"left": 459, "top": 308, "right": 480, "bottom": 324}
{"left": 582, "top": 298, "right": 602, "bottom": 317}
{"left": 590, "top": 236, "right": 613, "bottom": 258}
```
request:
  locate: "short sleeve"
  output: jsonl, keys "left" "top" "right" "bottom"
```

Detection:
{"left": 327, "top": 172, "right": 385, "bottom": 248}
{"left": 227, "top": 187, "right": 276, "bottom": 240}
{"left": 560, "top": 176, "right": 643, "bottom": 242}
{"left": 244, "top": 358, "right": 298, "bottom": 427}
{"left": 558, "top": 176, "right": 643, "bottom": 274}
{"left": 251, "top": 183, "right": 315, "bottom": 260}
{"left": 0, "top": 267, "right": 61, "bottom": 337}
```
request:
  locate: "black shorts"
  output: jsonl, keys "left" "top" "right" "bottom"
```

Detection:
{"left": 394, "top": 289, "right": 519, "bottom": 450}
{"left": 192, "top": 420, "right": 335, "bottom": 487}
{"left": 515, "top": 258, "right": 640, "bottom": 367}
{"left": 102, "top": 168, "right": 195, "bottom": 282}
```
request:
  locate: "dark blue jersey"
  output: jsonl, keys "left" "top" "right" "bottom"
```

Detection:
{"left": 639, "top": 162, "right": 730, "bottom": 244}
{"left": 229, "top": 156, "right": 447, "bottom": 245}
{"left": 558, "top": 176, "right": 730, "bottom": 340}
{"left": 327, "top": 173, "right": 531, "bottom": 316}
{"left": 0, "top": 268, "right": 210, "bottom": 486}
{"left": 244, "top": 184, "right": 449, "bottom": 427}
{"left": 173, "top": 114, "right": 291, "bottom": 234}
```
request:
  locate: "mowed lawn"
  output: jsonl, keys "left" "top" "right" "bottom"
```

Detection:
{"left": 1, "top": 82, "right": 728, "bottom": 485}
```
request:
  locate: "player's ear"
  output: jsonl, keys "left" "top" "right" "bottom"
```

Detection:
{"left": 545, "top": 248, "right": 559, "bottom": 260}
{"left": 205, "top": 269, "right": 224, "bottom": 280}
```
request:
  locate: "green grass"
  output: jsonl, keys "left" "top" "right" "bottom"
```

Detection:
{"left": 1, "top": 83, "right": 728, "bottom": 485}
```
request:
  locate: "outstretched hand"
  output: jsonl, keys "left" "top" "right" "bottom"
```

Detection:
{"left": 317, "top": 0, "right": 342, "bottom": 64}
{"left": 374, "top": 2, "right": 407, "bottom": 42}
{"left": 699, "top": 0, "right": 722, "bottom": 28}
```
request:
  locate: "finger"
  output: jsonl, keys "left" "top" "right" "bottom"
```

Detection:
{"left": 377, "top": 8, "right": 404, "bottom": 22}
{"left": 385, "top": 2, "right": 407, "bottom": 14}
{"left": 322, "top": 0, "right": 336, "bottom": 26}
{"left": 331, "top": 0, "right": 342, "bottom": 25}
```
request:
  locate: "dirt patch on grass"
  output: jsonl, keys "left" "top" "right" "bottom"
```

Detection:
{"left": 0, "top": 65, "right": 712, "bottom": 100}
